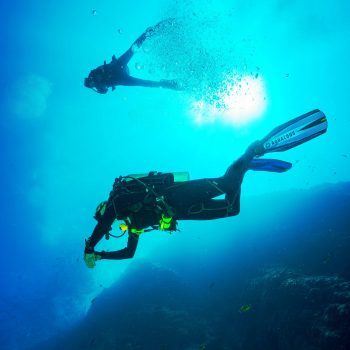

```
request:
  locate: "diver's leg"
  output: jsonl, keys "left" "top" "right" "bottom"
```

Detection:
{"left": 119, "top": 75, "right": 179, "bottom": 89}
{"left": 164, "top": 178, "right": 230, "bottom": 221}
{"left": 165, "top": 179, "right": 226, "bottom": 208}
{"left": 164, "top": 142, "right": 261, "bottom": 220}
{"left": 176, "top": 196, "right": 241, "bottom": 221}
{"left": 119, "top": 75, "right": 161, "bottom": 87}
{"left": 131, "top": 18, "right": 175, "bottom": 52}
{"left": 178, "top": 141, "right": 261, "bottom": 209}
{"left": 117, "top": 31, "right": 148, "bottom": 66}
{"left": 118, "top": 23, "right": 154, "bottom": 66}
{"left": 118, "top": 47, "right": 135, "bottom": 67}
{"left": 217, "top": 141, "right": 262, "bottom": 194}
{"left": 164, "top": 177, "right": 242, "bottom": 221}
{"left": 118, "top": 19, "right": 180, "bottom": 79}
{"left": 159, "top": 79, "right": 182, "bottom": 90}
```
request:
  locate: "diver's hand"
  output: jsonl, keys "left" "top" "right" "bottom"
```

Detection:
{"left": 84, "top": 238, "right": 101, "bottom": 268}
{"left": 96, "top": 86, "right": 108, "bottom": 94}
{"left": 84, "top": 252, "right": 102, "bottom": 269}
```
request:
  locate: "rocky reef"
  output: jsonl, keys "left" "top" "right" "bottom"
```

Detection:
{"left": 32, "top": 182, "right": 350, "bottom": 350}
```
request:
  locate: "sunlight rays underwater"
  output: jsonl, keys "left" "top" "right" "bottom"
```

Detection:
{"left": 2, "top": 0, "right": 350, "bottom": 349}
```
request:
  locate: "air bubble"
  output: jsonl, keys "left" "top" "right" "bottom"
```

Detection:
{"left": 135, "top": 62, "right": 143, "bottom": 70}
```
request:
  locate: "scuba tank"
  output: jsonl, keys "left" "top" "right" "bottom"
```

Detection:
{"left": 98, "top": 171, "right": 189, "bottom": 238}
{"left": 110, "top": 171, "right": 189, "bottom": 197}
{"left": 110, "top": 171, "right": 174, "bottom": 217}
{"left": 124, "top": 171, "right": 189, "bottom": 183}
{"left": 116, "top": 171, "right": 171, "bottom": 190}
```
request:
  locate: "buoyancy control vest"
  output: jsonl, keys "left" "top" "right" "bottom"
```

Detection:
{"left": 108, "top": 171, "right": 189, "bottom": 220}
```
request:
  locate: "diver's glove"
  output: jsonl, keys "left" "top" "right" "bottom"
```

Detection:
{"left": 84, "top": 238, "right": 102, "bottom": 268}
{"left": 84, "top": 252, "right": 102, "bottom": 269}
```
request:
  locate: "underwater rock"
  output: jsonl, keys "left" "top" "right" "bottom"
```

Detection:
{"left": 230, "top": 267, "right": 350, "bottom": 350}
{"left": 30, "top": 183, "right": 350, "bottom": 350}
{"left": 33, "top": 261, "right": 211, "bottom": 350}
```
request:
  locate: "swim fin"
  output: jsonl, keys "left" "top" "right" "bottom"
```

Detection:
{"left": 261, "top": 109, "right": 327, "bottom": 154}
{"left": 249, "top": 158, "right": 292, "bottom": 173}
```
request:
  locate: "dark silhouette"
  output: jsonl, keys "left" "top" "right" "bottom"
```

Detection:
{"left": 84, "top": 20, "right": 181, "bottom": 94}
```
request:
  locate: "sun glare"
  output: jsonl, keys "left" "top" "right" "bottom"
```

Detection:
{"left": 192, "top": 75, "right": 267, "bottom": 126}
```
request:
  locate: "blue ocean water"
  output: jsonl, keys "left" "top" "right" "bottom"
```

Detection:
{"left": 1, "top": 1, "right": 350, "bottom": 349}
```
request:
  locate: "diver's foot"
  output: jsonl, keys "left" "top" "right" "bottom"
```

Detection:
{"left": 247, "top": 140, "right": 265, "bottom": 158}
{"left": 160, "top": 79, "right": 182, "bottom": 90}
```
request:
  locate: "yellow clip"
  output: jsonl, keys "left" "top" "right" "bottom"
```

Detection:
{"left": 119, "top": 223, "right": 128, "bottom": 232}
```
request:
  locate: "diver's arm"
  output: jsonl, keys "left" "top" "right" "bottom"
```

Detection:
{"left": 85, "top": 205, "right": 115, "bottom": 252}
{"left": 84, "top": 220, "right": 112, "bottom": 268}
{"left": 96, "top": 233, "right": 139, "bottom": 260}
{"left": 85, "top": 222, "right": 110, "bottom": 253}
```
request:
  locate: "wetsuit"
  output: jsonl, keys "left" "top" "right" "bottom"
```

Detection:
{"left": 84, "top": 20, "right": 180, "bottom": 94}
{"left": 85, "top": 143, "right": 258, "bottom": 260}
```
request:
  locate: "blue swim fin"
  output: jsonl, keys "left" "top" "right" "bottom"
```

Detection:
{"left": 261, "top": 109, "right": 327, "bottom": 153}
{"left": 249, "top": 158, "right": 292, "bottom": 173}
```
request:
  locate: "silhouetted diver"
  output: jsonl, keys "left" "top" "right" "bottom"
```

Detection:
{"left": 84, "top": 19, "right": 181, "bottom": 94}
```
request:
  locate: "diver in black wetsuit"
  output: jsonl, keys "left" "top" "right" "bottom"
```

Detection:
{"left": 84, "top": 19, "right": 181, "bottom": 94}
{"left": 83, "top": 141, "right": 265, "bottom": 268}
{"left": 83, "top": 109, "right": 328, "bottom": 268}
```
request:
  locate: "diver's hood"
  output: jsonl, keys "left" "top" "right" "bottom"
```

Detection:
{"left": 84, "top": 67, "right": 108, "bottom": 94}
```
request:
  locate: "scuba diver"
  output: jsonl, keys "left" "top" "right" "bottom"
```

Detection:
{"left": 84, "top": 109, "right": 328, "bottom": 268}
{"left": 84, "top": 19, "right": 181, "bottom": 94}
